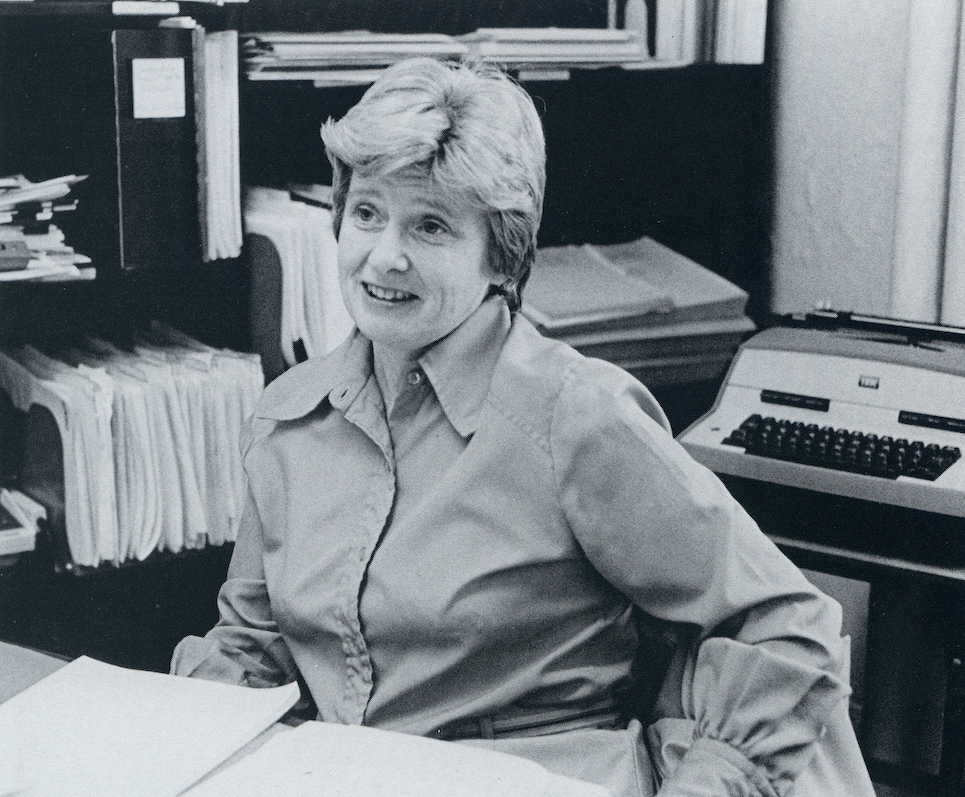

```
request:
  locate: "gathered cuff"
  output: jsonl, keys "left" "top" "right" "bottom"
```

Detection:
{"left": 657, "top": 736, "right": 779, "bottom": 797}
{"left": 170, "top": 633, "right": 292, "bottom": 689}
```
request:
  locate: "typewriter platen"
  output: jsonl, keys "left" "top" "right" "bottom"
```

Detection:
{"left": 678, "top": 311, "right": 965, "bottom": 561}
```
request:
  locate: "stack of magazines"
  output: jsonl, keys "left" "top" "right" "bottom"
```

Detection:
{"left": 0, "top": 174, "right": 92, "bottom": 283}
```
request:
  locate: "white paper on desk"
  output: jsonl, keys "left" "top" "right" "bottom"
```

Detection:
{"left": 0, "top": 656, "right": 299, "bottom": 797}
{"left": 183, "top": 720, "right": 611, "bottom": 797}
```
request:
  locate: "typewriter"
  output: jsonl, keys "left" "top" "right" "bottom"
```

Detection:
{"left": 678, "top": 311, "right": 965, "bottom": 562}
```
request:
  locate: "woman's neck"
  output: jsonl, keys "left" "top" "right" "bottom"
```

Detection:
{"left": 372, "top": 343, "right": 419, "bottom": 416}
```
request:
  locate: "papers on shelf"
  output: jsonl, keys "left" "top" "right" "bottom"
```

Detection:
{"left": 184, "top": 719, "right": 610, "bottom": 797}
{"left": 0, "top": 174, "right": 93, "bottom": 282}
{"left": 0, "top": 656, "right": 299, "bottom": 797}
{"left": 111, "top": 1, "right": 180, "bottom": 15}
{"left": 0, "top": 262, "right": 85, "bottom": 282}
{"left": 0, "top": 174, "right": 87, "bottom": 210}
{"left": 242, "top": 31, "right": 470, "bottom": 82}
{"left": 193, "top": 28, "right": 243, "bottom": 261}
{"left": 458, "top": 27, "right": 649, "bottom": 66}
{"left": 244, "top": 186, "right": 354, "bottom": 365}
{"left": 244, "top": 30, "right": 470, "bottom": 61}
{"left": 0, "top": 327, "right": 263, "bottom": 567}
{"left": 525, "top": 236, "right": 749, "bottom": 336}
{"left": 241, "top": 28, "right": 652, "bottom": 82}
{"left": 0, "top": 489, "right": 43, "bottom": 558}
{"left": 524, "top": 237, "right": 754, "bottom": 387}
{"left": 525, "top": 243, "right": 674, "bottom": 335}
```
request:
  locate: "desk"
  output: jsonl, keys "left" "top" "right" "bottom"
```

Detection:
{"left": 0, "top": 639, "right": 67, "bottom": 703}
{"left": 771, "top": 535, "right": 965, "bottom": 797}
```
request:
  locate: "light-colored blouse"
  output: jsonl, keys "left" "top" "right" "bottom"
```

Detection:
{"left": 172, "top": 298, "right": 857, "bottom": 796}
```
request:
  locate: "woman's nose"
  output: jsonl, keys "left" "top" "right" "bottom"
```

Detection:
{"left": 366, "top": 225, "right": 410, "bottom": 272}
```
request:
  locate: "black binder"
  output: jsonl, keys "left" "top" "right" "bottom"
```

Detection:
{"left": 112, "top": 28, "right": 200, "bottom": 274}
{"left": 0, "top": 22, "right": 200, "bottom": 278}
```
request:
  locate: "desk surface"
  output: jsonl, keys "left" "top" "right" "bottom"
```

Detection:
{"left": 0, "top": 639, "right": 67, "bottom": 704}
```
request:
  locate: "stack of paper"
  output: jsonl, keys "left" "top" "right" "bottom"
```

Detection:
{"left": 525, "top": 237, "right": 754, "bottom": 386}
{"left": 0, "top": 327, "right": 263, "bottom": 568}
{"left": 458, "top": 27, "right": 649, "bottom": 69}
{"left": 0, "top": 656, "right": 299, "bottom": 797}
{"left": 184, "top": 718, "right": 610, "bottom": 797}
{"left": 243, "top": 31, "right": 469, "bottom": 85}
{"left": 524, "top": 242, "right": 675, "bottom": 335}
{"left": 0, "top": 489, "right": 44, "bottom": 559}
{"left": 0, "top": 174, "right": 93, "bottom": 282}
{"left": 654, "top": 0, "right": 768, "bottom": 65}
{"left": 244, "top": 186, "right": 354, "bottom": 367}
{"left": 193, "top": 28, "right": 243, "bottom": 262}
{"left": 710, "top": 0, "right": 768, "bottom": 64}
{"left": 0, "top": 652, "right": 605, "bottom": 797}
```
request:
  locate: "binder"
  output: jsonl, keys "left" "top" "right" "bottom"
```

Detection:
{"left": 113, "top": 28, "right": 200, "bottom": 273}
{"left": 0, "top": 23, "right": 200, "bottom": 278}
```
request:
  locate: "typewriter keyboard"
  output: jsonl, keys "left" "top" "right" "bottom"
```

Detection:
{"left": 722, "top": 415, "right": 962, "bottom": 481}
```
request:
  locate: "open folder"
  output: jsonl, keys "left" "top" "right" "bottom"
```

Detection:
{"left": 184, "top": 720, "right": 611, "bottom": 797}
{"left": 0, "top": 656, "right": 299, "bottom": 797}
{"left": 0, "top": 656, "right": 609, "bottom": 797}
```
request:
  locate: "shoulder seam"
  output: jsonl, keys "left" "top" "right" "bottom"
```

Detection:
{"left": 547, "top": 359, "right": 585, "bottom": 509}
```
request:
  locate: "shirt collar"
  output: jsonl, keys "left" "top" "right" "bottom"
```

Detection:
{"left": 255, "top": 297, "right": 511, "bottom": 434}
{"left": 418, "top": 297, "right": 510, "bottom": 438}
{"left": 254, "top": 330, "right": 371, "bottom": 421}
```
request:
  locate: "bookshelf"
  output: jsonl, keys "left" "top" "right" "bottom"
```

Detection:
{"left": 0, "top": 2, "right": 245, "bottom": 673}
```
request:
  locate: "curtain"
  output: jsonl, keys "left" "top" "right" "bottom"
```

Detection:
{"left": 654, "top": 0, "right": 768, "bottom": 64}
{"left": 941, "top": 1, "right": 965, "bottom": 324}
{"left": 890, "top": 0, "right": 965, "bottom": 324}
{"left": 770, "top": 0, "right": 965, "bottom": 325}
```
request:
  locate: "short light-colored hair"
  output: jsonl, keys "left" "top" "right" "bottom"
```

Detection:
{"left": 321, "top": 57, "right": 546, "bottom": 311}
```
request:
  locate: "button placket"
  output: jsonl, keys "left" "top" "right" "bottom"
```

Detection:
{"left": 339, "top": 446, "right": 397, "bottom": 723}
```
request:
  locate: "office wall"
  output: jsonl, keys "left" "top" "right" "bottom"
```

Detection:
{"left": 769, "top": 1, "right": 911, "bottom": 315}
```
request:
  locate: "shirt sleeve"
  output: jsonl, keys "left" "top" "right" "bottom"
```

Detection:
{"left": 170, "top": 477, "right": 299, "bottom": 689}
{"left": 551, "top": 358, "right": 851, "bottom": 797}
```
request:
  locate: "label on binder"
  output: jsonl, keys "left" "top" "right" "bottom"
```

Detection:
{"left": 131, "top": 57, "right": 186, "bottom": 119}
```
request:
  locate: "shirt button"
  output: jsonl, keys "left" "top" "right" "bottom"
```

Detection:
{"left": 407, "top": 370, "right": 423, "bottom": 386}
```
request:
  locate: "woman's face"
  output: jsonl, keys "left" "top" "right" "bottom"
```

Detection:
{"left": 338, "top": 170, "right": 496, "bottom": 358}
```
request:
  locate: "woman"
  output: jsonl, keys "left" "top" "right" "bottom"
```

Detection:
{"left": 173, "top": 57, "right": 873, "bottom": 796}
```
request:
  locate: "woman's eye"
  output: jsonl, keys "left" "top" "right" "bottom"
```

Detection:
{"left": 419, "top": 218, "right": 449, "bottom": 236}
{"left": 351, "top": 204, "right": 379, "bottom": 225}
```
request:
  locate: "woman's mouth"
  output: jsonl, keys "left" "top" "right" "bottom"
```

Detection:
{"left": 364, "top": 282, "right": 417, "bottom": 302}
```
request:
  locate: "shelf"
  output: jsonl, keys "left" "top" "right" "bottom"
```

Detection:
{"left": 0, "top": 1, "right": 243, "bottom": 23}
{"left": 0, "top": 280, "right": 114, "bottom": 341}
{"left": 0, "top": 2, "right": 118, "bottom": 17}
{"left": 245, "top": 58, "right": 698, "bottom": 87}
{"left": 0, "top": 1, "right": 174, "bottom": 17}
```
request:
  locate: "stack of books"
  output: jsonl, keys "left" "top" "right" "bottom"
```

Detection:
{"left": 0, "top": 174, "right": 93, "bottom": 283}
{"left": 242, "top": 31, "right": 470, "bottom": 86}
{"left": 523, "top": 236, "right": 755, "bottom": 387}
